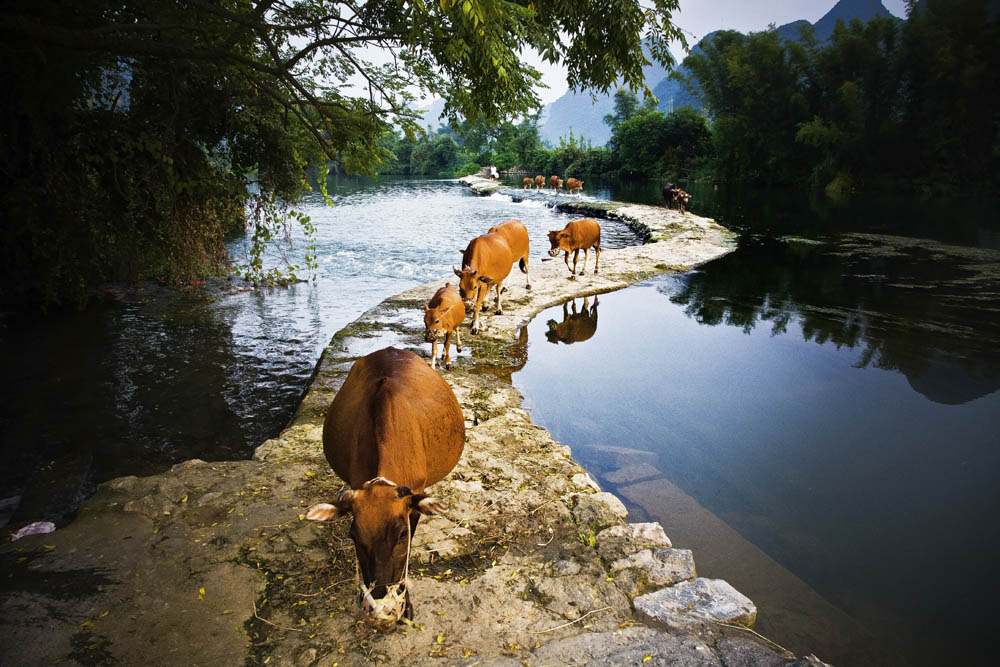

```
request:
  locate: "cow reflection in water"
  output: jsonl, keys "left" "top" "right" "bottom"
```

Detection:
{"left": 545, "top": 297, "right": 599, "bottom": 345}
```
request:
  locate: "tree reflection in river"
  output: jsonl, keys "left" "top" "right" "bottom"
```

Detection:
{"left": 666, "top": 234, "right": 1000, "bottom": 404}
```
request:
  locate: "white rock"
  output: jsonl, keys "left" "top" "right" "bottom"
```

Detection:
{"left": 634, "top": 577, "right": 758, "bottom": 629}
{"left": 596, "top": 522, "right": 672, "bottom": 562}
{"left": 571, "top": 473, "right": 601, "bottom": 491}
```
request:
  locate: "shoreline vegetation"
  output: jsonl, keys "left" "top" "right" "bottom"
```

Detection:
{"left": 0, "top": 176, "right": 834, "bottom": 666}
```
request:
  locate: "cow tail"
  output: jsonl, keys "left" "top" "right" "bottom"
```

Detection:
{"left": 519, "top": 258, "right": 527, "bottom": 274}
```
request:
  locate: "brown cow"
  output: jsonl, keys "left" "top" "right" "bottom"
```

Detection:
{"left": 547, "top": 218, "right": 601, "bottom": 278}
{"left": 663, "top": 183, "right": 692, "bottom": 213}
{"left": 423, "top": 283, "right": 465, "bottom": 369}
{"left": 306, "top": 347, "right": 465, "bottom": 627}
{"left": 453, "top": 230, "right": 515, "bottom": 334}
{"left": 549, "top": 175, "right": 563, "bottom": 193}
{"left": 545, "top": 296, "right": 599, "bottom": 345}
{"left": 565, "top": 177, "right": 584, "bottom": 195}
{"left": 522, "top": 176, "right": 533, "bottom": 189}
{"left": 534, "top": 174, "right": 545, "bottom": 189}
{"left": 674, "top": 188, "right": 691, "bottom": 214}
{"left": 487, "top": 218, "right": 531, "bottom": 292}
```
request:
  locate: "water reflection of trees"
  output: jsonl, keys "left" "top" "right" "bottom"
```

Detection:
{"left": 664, "top": 235, "right": 1000, "bottom": 404}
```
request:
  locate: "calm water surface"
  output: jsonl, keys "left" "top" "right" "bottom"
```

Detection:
{"left": 512, "top": 234, "right": 1000, "bottom": 667}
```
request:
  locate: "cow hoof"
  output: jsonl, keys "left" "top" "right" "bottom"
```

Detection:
{"left": 525, "top": 284, "right": 532, "bottom": 290}
{"left": 501, "top": 287, "right": 508, "bottom": 294}
{"left": 445, "top": 362, "right": 452, "bottom": 370}
{"left": 568, "top": 275, "right": 577, "bottom": 281}
{"left": 456, "top": 344, "right": 462, "bottom": 352}
{"left": 471, "top": 327, "right": 480, "bottom": 335}
{"left": 579, "top": 270, "right": 586, "bottom": 275}
{"left": 496, "top": 309, "right": 503, "bottom": 315}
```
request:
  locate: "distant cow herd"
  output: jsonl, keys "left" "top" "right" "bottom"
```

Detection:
{"left": 306, "top": 174, "right": 694, "bottom": 630}
{"left": 521, "top": 174, "right": 584, "bottom": 195}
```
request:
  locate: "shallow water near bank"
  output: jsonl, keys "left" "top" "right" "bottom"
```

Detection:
{"left": 512, "top": 235, "right": 1000, "bottom": 667}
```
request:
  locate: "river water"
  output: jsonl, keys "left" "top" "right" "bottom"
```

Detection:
{"left": 1, "top": 176, "right": 996, "bottom": 667}
{"left": 511, "top": 191, "right": 1000, "bottom": 667}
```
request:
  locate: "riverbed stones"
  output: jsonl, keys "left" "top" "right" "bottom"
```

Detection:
{"left": 635, "top": 577, "right": 758, "bottom": 629}
{"left": 604, "top": 462, "right": 664, "bottom": 485}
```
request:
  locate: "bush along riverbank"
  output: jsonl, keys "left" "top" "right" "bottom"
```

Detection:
{"left": 0, "top": 178, "right": 830, "bottom": 665}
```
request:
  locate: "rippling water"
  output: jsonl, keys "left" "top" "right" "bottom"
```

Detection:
{"left": 0, "top": 176, "right": 641, "bottom": 525}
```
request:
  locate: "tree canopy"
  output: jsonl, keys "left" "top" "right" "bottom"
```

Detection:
{"left": 675, "top": 0, "right": 999, "bottom": 193}
{"left": 0, "top": 0, "right": 684, "bottom": 307}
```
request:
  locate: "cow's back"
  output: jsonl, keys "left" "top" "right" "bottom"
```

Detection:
{"left": 323, "top": 347, "right": 465, "bottom": 490}
{"left": 487, "top": 219, "right": 529, "bottom": 262}
{"left": 462, "top": 232, "right": 514, "bottom": 282}
{"left": 568, "top": 218, "right": 601, "bottom": 248}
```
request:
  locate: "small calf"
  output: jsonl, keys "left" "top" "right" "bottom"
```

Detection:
{"left": 423, "top": 283, "right": 465, "bottom": 369}
{"left": 548, "top": 218, "right": 601, "bottom": 278}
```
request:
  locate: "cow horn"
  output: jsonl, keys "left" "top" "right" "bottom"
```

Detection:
{"left": 363, "top": 476, "right": 396, "bottom": 489}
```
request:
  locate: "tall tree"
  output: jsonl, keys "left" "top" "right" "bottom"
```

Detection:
{"left": 0, "top": 0, "right": 685, "bottom": 307}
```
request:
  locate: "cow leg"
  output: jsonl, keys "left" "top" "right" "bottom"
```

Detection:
{"left": 523, "top": 254, "right": 531, "bottom": 290}
{"left": 478, "top": 282, "right": 491, "bottom": 312}
{"left": 429, "top": 339, "right": 438, "bottom": 369}
{"left": 570, "top": 249, "right": 580, "bottom": 279}
{"left": 454, "top": 326, "right": 462, "bottom": 352}
{"left": 471, "top": 288, "right": 487, "bottom": 334}
{"left": 563, "top": 251, "right": 572, "bottom": 275}
{"left": 579, "top": 248, "right": 589, "bottom": 275}
{"left": 594, "top": 244, "right": 601, "bottom": 273}
{"left": 442, "top": 331, "right": 452, "bottom": 369}
{"left": 494, "top": 281, "right": 504, "bottom": 315}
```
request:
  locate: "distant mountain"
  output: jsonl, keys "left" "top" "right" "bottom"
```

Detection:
{"left": 538, "top": 42, "right": 674, "bottom": 147}
{"left": 539, "top": 0, "right": 898, "bottom": 147}
{"left": 414, "top": 97, "right": 447, "bottom": 132}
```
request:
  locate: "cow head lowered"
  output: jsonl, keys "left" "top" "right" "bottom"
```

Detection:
{"left": 452, "top": 264, "right": 494, "bottom": 312}
{"left": 547, "top": 229, "right": 570, "bottom": 257}
{"left": 307, "top": 477, "right": 445, "bottom": 627}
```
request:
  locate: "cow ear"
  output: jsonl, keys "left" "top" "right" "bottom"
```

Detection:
{"left": 452, "top": 266, "right": 461, "bottom": 277}
{"left": 408, "top": 494, "right": 446, "bottom": 516}
{"left": 423, "top": 303, "right": 429, "bottom": 312}
{"left": 478, "top": 275, "right": 495, "bottom": 284}
{"left": 306, "top": 489, "right": 355, "bottom": 521}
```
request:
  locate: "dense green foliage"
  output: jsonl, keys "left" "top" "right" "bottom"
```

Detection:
{"left": 372, "top": 92, "right": 709, "bottom": 184}
{"left": 676, "top": 0, "right": 999, "bottom": 192}
{"left": 0, "top": 0, "right": 683, "bottom": 308}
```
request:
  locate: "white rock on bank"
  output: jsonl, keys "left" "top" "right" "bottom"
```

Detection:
{"left": 611, "top": 548, "right": 696, "bottom": 589}
{"left": 571, "top": 491, "right": 628, "bottom": 532}
{"left": 596, "top": 522, "right": 672, "bottom": 561}
{"left": 634, "top": 577, "right": 758, "bottom": 629}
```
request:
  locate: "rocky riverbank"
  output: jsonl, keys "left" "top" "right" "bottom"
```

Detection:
{"left": 0, "top": 177, "right": 830, "bottom": 666}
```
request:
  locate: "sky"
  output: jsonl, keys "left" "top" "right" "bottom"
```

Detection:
{"left": 531, "top": 0, "right": 908, "bottom": 104}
